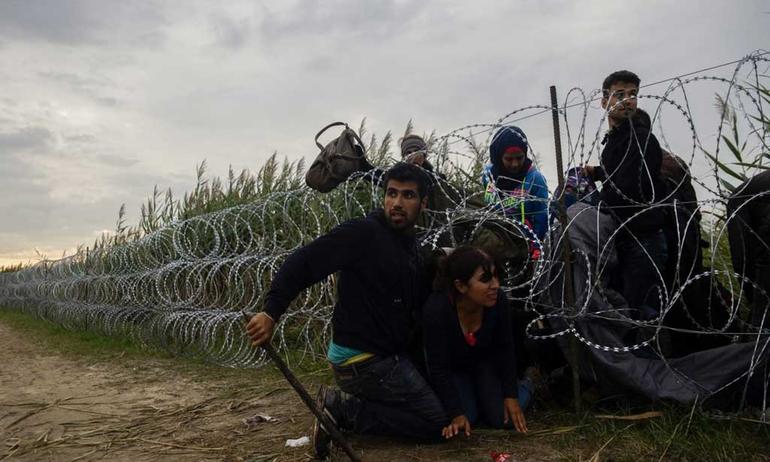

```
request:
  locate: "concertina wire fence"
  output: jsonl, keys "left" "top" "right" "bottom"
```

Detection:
{"left": 0, "top": 52, "right": 768, "bottom": 401}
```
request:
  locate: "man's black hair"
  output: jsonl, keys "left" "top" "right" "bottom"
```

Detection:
{"left": 602, "top": 70, "right": 641, "bottom": 97}
{"left": 383, "top": 162, "right": 430, "bottom": 199}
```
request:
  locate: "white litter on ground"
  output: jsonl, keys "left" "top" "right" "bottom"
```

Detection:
{"left": 285, "top": 436, "right": 310, "bottom": 448}
{"left": 242, "top": 414, "right": 276, "bottom": 428}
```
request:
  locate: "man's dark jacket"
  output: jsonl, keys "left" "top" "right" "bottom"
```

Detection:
{"left": 596, "top": 118, "right": 666, "bottom": 235}
{"left": 264, "top": 209, "right": 427, "bottom": 356}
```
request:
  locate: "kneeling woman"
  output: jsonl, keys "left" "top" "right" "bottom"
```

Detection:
{"left": 423, "top": 246, "right": 529, "bottom": 438}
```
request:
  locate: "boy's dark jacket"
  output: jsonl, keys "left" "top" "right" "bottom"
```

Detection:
{"left": 264, "top": 209, "right": 427, "bottom": 356}
{"left": 597, "top": 119, "right": 666, "bottom": 235}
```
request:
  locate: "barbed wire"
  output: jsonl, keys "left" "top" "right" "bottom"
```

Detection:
{"left": 1, "top": 52, "right": 769, "bottom": 414}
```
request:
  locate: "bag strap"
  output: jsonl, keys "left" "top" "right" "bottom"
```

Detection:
{"left": 345, "top": 127, "right": 366, "bottom": 155}
{"left": 315, "top": 122, "right": 347, "bottom": 149}
{"left": 315, "top": 122, "right": 366, "bottom": 156}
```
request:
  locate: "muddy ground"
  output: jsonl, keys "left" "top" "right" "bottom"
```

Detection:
{"left": 0, "top": 321, "right": 567, "bottom": 462}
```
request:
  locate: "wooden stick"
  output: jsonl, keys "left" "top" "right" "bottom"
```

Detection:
{"left": 244, "top": 309, "right": 361, "bottom": 461}
{"left": 261, "top": 342, "right": 361, "bottom": 462}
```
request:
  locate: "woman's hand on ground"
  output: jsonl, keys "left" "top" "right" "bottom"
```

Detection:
{"left": 503, "top": 398, "right": 528, "bottom": 433}
{"left": 442, "top": 414, "right": 471, "bottom": 439}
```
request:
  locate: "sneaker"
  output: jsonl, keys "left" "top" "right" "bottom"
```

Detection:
{"left": 312, "top": 385, "right": 338, "bottom": 459}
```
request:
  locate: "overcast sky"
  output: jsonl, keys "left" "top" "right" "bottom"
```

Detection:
{"left": 0, "top": 0, "right": 767, "bottom": 266}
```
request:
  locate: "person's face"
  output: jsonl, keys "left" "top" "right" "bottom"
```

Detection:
{"left": 501, "top": 151, "right": 526, "bottom": 174}
{"left": 602, "top": 81, "right": 638, "bottom": 121}
{"left": 455, "top": 264, "right": 500, "bottom": 308}
{"left": 383, "top": 179, "right": 426, "bottom": 230}
{"left": 402, "top": 148, "right": 426, "bottom": 167}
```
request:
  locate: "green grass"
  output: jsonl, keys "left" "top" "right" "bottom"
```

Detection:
{"left": 0, "top": 307, "right": 328, "bottom": 377}
{"left": 0, "top": 308, "right": 162, "bottom": 361}
{"left": 541, "top": 405, "right": 770, "bottom": 461}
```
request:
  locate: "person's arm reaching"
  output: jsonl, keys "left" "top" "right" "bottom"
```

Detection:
{"left": 246, "top": 219, "right": 368, "bottom": 346}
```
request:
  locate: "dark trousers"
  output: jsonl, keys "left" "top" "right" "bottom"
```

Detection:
{"left": 616, "top": 229, "right": 668, "bottom": 319}
{"left": 331, "top": 355, "right": 447, "bottom": 441}
{"left": 750, "top": 264, "right": 770, "bottom": 326}
{"left": 451, "top": 360, "right": 532, "bottom": 429}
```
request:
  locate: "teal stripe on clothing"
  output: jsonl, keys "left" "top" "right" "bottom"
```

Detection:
{"left": 327, "top": 339, "right": 366, "bottom": 365}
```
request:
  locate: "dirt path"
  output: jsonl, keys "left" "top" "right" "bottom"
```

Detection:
{"left": 0, "top": 321, "right": 558, "bottom": 462}
{"left": 0, "top": 320, "right": 313, "bottom": 461}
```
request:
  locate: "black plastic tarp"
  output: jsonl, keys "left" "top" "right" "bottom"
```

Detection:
{"left": 539, "top": 202, "right": 769, "bottom": 403}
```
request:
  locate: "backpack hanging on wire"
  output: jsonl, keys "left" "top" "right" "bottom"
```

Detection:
{"left": 305, "top": 122, "right": 372, "bottom": 193}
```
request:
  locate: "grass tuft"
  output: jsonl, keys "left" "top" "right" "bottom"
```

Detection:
{"left": 0, "top": 308, "right": 160, "bottom": 360}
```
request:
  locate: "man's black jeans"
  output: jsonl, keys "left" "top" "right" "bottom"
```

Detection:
{"left": 331, "top": 355, "right": 447, "bottom": 441}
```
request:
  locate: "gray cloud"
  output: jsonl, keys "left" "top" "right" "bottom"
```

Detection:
{"left": 65, "top": 134, "right": 97, "bottom": 144}
{"left": 0, "top": 149, "right": 58, "bottom": 237}
{"left": 209, "top": 14, "right": 253, "bottom": 50}
{"left": 0, "top": 141, "right": 186, "bottom": 254}
{"left": 0, "top": 0, "right": 100, "bottom": 44}
{"left": 0, "top": 0, "right": 768, "bottom": 266}
{"left": 38, "top": 71, "right": 106, "bottom": 88}
{"left": 38, "top": 71, "right": 122, "bottom": 107}
{"left": 258, "top": 0, "right": 430, "bottom": 42}
{"left": 304, "top": 55, "right": 334, "bottom": 73}
{"left": 97, "top": 154, "right": 140, "bottom": 168}
{"left": 0, "top": 0, "right": 169, "bottom": 47}
{"left": 0, "top": 126, "right": 54, "bottom": 152}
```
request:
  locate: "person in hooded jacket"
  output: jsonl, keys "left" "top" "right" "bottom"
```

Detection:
{"left": 482, "top": 125, "right": 549, "bottom": 243}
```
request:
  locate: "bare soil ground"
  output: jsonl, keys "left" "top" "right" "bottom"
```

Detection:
{"left": 0, "top": 321, "right": 562, "bottom": 462}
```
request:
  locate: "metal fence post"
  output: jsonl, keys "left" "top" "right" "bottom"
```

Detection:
{"left": 550, "top": 85, "right": 582, "bottom": 413}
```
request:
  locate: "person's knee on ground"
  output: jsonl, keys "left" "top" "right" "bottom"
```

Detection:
{"left": 318, "top": 387, "right": 358, "bottom": 431}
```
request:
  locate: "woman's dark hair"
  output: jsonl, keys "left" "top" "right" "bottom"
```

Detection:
{"left": 433, "top": 245, "right": 502, "bottom": 294}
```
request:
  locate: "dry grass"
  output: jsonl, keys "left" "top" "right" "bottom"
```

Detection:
{"left": 2, "top": 309, "right": 769, "bottom": 462}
